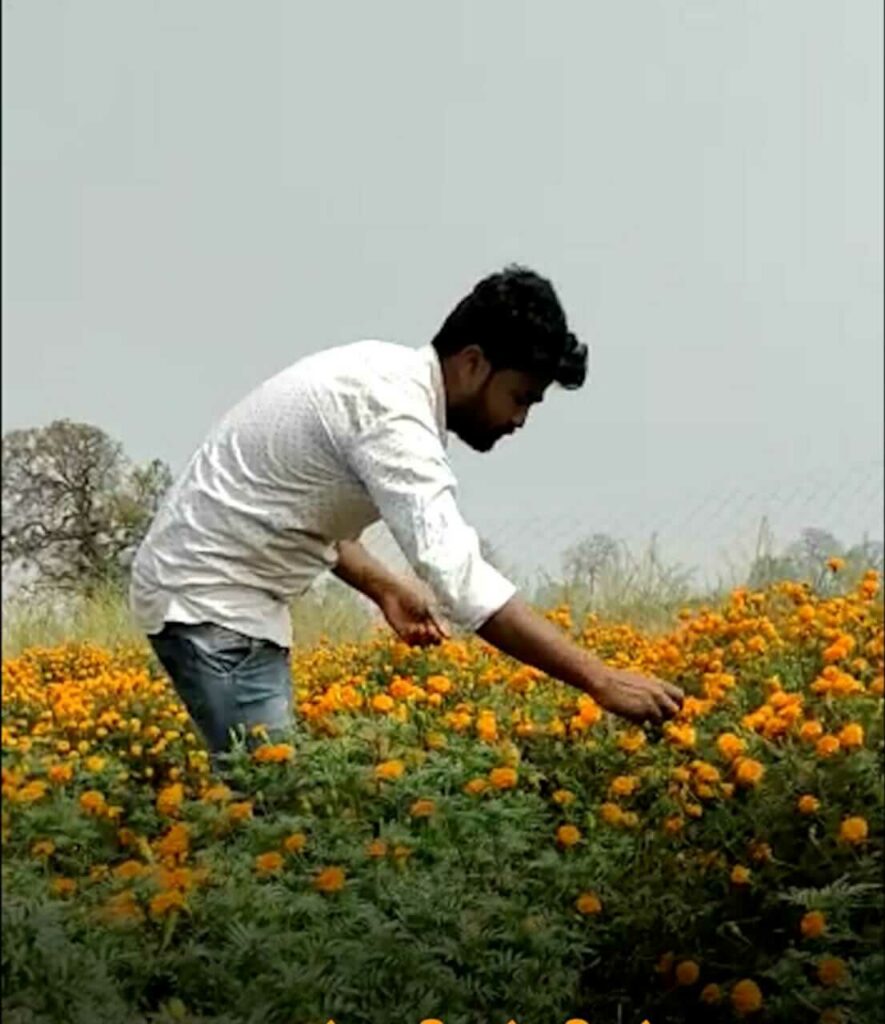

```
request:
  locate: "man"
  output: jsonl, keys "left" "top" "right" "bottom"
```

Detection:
{"left": 130, "top": 266, "right": 684, "bottom": 767}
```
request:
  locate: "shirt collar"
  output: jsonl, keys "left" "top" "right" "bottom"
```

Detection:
{"left": 420, "top": 344, "right": 449, "bottom": 446}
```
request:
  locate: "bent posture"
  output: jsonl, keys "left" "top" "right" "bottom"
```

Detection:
{"left": 131, "top": 266, "right": 684, "bottom": 765}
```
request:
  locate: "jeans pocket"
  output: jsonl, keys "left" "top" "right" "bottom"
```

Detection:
{"left": 185, "top": 623, "right": 265, "bottom": 675}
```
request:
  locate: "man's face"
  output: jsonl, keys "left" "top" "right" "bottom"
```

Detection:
{"left": 449, "top": 363, "right": 550, "bottom": 453}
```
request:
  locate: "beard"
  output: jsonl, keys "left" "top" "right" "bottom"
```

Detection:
{"left": 448, "top": 404, "right": 509, "bottom": 452}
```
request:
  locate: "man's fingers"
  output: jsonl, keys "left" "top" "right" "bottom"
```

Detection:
{"left": 428, "top": 607, "right": 451, "bottom": 639}
{"left": 656, "top": 692, "right": 681, "bottom": 719}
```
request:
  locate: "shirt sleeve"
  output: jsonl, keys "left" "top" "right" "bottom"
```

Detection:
{"left": 341, "top": 390, "right": 517, "bottom": 632}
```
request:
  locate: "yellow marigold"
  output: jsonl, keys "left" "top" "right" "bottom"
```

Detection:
{"left": 149, "top": 889, "right": 186, "bottom": 918}
{"left": 79, "top": 790, "right": 107, "bottom": 815}
{"left": 47, "top": 764, "right": 73, "bottom": 785}
{"left": 31, "top": 839, "right": 55, "bottom": 858}
{"left": 617, "top": 729, "right": 647, "bottom": 753}
{"left": 463, "top": 777, "right": 489, "bottom": 796}
{"left": 84, "top": 756, "right": 106, "bottom": 773}
{"left": 676, "top": 960, "right": 700, "bottom": 986}
{"left": 253, "top": 743, "right": 294, "bottom": 763}
{"left": 371, "top": 694, "right": 395, "bottom": 713}
{"left": 827, "top": 557, "right": 845, "bottom": 572}
{"left": 837, "top": 723, "right": 864, "bottom": 749}
{"left": 731, "top": 757, "right": 765, "bottom": 787}
{"left": 799, "top": 720, "right": 824, "bottom": 743}
{"left": 817, "top": 957, "right": 849, "bottom": 987}
{"left": 665, "top": 723, "right": 696, "bottom": 749}
{"left": 838, "top": 816, "right": 868, "bottom": 844}
{"left": 609, "top": 775, "right": 639, "bottom": 797}
{"left": 712, "top": 729, "right": 745, "bottom": 761}
{"left": 366, "top": 838, "right": 388, "bottom": 858}
{"left": 374, "top": 759, "right": 406, "bottom": 781}
{"left": 488, "top": 766, "right": 518, "bottom": 790}
{"left": 155, "top": 823, "right": 190, "bottom": 862}
{"left": 599, "top": 802, "right": 624, "bottom": 825}
{"left": 50, "top": 877, "right": 77, "bottom": 897}
{"left": 700, "top": 982, "right": 722, "bottom": 1005}
{"left": 254, "top": 851, "right": 284, "bottom": 876}
{"left": 426, "top": 674, "right": 452, "bottom": 695}
{"left": 800, "top": 910, "right": 826, "bottom": 939}
{"left": 575, "top": 891, "right": 602, "bottom": 915}
{"left": 313, "top": 866, "right": 346, "bottom": 892}
{"left": 282, "top": 832, "right": 307, "bottom": 854}
{"left": 730, "top": 865, "right": 752, "bottom": 886}
{"left": 409, "top": 798, "right": 436, "bottom": 818}
{"left": 798, "top": 794, "right": 820, "bottom": 815}
{"left": 156, "top": 783, "right": 184, "bottom": 817}
{"left": 556, "top": 824, "right": 582, "bottom": 847}
{"left": 552, "top": 788, "right": 575, "bottom": 806}
{"left": 202, "top": 784, "right": 232, "bottom": 803}
{"left": 731, "top": 979, "right": 763, "bottom": 1015}
{"left": 815, "top": 735, "right": 841, "bottom": 759}
{"left": 227, "top": 801, "right": 253, "bottom": 823}
{"left": 113, "top": 859, "right": 147, "bottom": 881}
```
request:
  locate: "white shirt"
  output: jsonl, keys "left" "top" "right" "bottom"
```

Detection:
{"left": 129, "top": 340, "right": 517, "bottom": 647}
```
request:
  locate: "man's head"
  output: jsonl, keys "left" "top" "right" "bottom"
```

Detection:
{"left": 431, "top": 265, "right": 588, "bottom": 452}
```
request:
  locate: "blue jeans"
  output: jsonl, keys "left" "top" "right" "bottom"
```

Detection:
{"left": 148, "top": 621, "right": 294, "bottom": 771}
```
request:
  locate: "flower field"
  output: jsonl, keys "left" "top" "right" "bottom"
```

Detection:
{"left": 2, "top": 569, "right": 883, "bottom": 1024}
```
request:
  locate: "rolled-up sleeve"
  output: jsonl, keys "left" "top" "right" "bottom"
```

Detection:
{"left": 342, "top": 397, "right": 517, "bottom": 632}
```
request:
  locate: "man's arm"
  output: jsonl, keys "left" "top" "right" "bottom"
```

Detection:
{"left": 331, "top": 539, "right": 400, "bottom": 604}
{"left": 477, "top": 593, "right": 684, "bottom": 725}
{"left": 331, "top": 539, "right": 449, "bottom": 646}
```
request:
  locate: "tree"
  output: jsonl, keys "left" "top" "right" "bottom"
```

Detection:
{"left": 2, "top": 420, "right": 172, "bottom": 596}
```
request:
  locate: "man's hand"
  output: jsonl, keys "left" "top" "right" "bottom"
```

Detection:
{"left": 378, "top": 579, "right": 451, "bottom": 647}
{"left": 583, "top": 664, "right": 684, "bottom": 726}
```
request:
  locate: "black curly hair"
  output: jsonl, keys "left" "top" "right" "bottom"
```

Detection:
{"left": 431, "top": 265, "right": 588, "bottom": 389}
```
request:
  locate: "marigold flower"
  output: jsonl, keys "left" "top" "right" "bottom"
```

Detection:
{"left": 488, "top": 766, "right": 518, "bottom": 790}
{"left": 797, "top": 794, "right": 820, "bottom": 815}
{"left": 366, "top": 838, "right": 387, "bottom": 858}
{"left": 837, "top": 723, "right": 864, "bottom": 749}
{"left": 313, "top": 866, "right": 346, "bottom": 892}
{"left": 227, "top": 801, "right": 253, "bottom": 823}
{"left": 815, "top": 735, "right": 841, "bottom": 758}
{"left": 50, "top": 877, "right": 77, "bottom": 897}
{"left": 552, "top": 788, "right": 575, "bottom": 805}
{"left": 252, "top": 743, "right": 294, "bottom": 763}
{"left": 717, "top": 733, "right": 741, "bottom": 765}
{"left": 79, "top": 790, "right": 107, "bottom": 815}
{"left": 733, "top": 757, "right": 765, "bottom": 787}
{"left": 575, "top": 891, "right": 602, "bottom": 915}
{"left": 463, "top": 777, "right": 489, "bottom": 795}
{"left": 149, "top": 889, "right": 186, "bottom": 918}
{"left": 254, "top": 851, "right": 284, "bottom": 876}
{"left": 47, "top": 764, "right": 73, "bottom": 785}
{"left": 599, "top": 802, "right": 624, "bottom": 825}
{"left": 617, "top": 729, "right": 647, "bottom": 753}
{"left": 838, "top": 816, "right": 868, "bottom": 844}
{"left": 31, "top": 839, "right": 55, "bottom": 859}
{"left": 156, "top": 782, "right": 184, "bottom": 817}
{"left": 817, "top": 956, "right": 849, "bottom": 987}
{"left": 374, "top": 759, "right": 406, "bottom": 781}
{"left": 676, "top": 960, "right": 700, "bottom": 986}
{"left": 800, "top": 910, "right": 826, "bottom": 939}
{"left": 799, "top": 720, "right": 824, "bottom": 743}
{"left": 556, "top": 824, "right": 582, "bottom": 847}
{"left": 371, "top": 694, "right": 395, "bottom": 713}
{"left": 609, "top": 775, "right": 639, "bottom": 797}
{"left": 731, "top": 978, "right": 763, "bottom": 1015}
{"left": 827, "top": 557, "right": 845, "bottom": 572}
{"left": 282, "top": 832, "right": 307, "bottom": 854}
{"left": 113, "top": 859, "right": 147, "bottom": 881}
{"left": 410, "top": 799, "right": 436, "bottom": 818}
{"left": 699, "top": 982, "right": 722, "bottom": 1004}
{"left": 730, "top": 865, "right": 751, "bottom": 886}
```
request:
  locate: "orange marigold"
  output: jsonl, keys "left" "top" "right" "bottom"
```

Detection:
{"left": 575, "top": 891, "right": 602, "bottom": 915}
{"left": 817, "top": 957, "right": 849, "bottom": 987}
{"left": 313, "top": 866, "right": 346, "bottom": 893}
{"left": 838, "top": 816, "right": 868, "bottom": 844}
{"left": 731, "top": 979, "right": 763, "bottom": 1015}
{"left": 556, "top": 824, "right": 582, "bottom": 847}
{"left": 800, "top": 910, "right": 826, "bottom": 939}
{"left": 488, "top": 766, "right": 518, "bottom": 790}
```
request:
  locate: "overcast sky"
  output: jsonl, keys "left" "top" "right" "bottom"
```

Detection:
{"left": 3, "top": 1, "right": 882, "bottom": 582}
